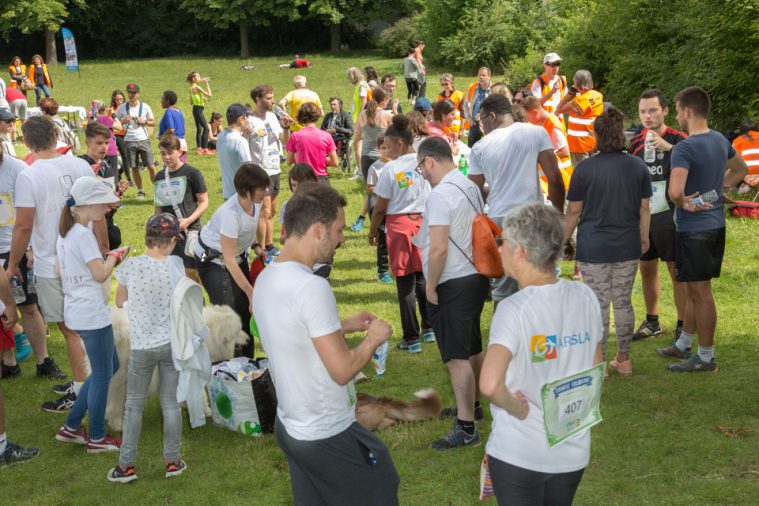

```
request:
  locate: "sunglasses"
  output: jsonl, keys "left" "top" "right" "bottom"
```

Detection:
{"left": 546, "top": 62, "right": 561, "bottom": 67}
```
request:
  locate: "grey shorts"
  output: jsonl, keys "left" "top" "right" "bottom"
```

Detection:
{"left": 36, "top": 276, "right": 65, "bottom": 323}
{"left": 9, "top": 98, "right": 27, "bottom": 120}
{"left": 125, "top": 139, "right": 155, "bottom": 169}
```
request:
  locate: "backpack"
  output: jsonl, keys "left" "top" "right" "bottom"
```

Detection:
{"left": 52, "top": 116, "right": 81, "bottom": 154}
{"left": 446, "top": 182, "right": 505, "bottom": 278}
{"left": 728, "top": 200, "right": 759, "bottom": 219}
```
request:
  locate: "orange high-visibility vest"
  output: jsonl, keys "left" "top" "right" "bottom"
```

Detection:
{"left": 531, "top": 73, "right": 567, "bottom": 116}
{"left": 567, "top": 89, "right": 603, "bottom": 153}
{"left": 27, "top": 64, "right": 52, "bottom": 88}
{"left": 7, "top": 65, "right": 27, "bottom": 88}
{"left": 733, "top": 131, "right": 759, "bottom": 176}
{"left": 437, "top": 89, "right": 465, "bottom": 136}
{"left": 463, "top": 82, "right": 484, "bottom": 131}
{"left": 538, "top": 114, "right": 573, "bottom": 193}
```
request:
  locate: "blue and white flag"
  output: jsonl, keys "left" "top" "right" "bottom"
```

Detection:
{"left": 61, "top": 28, "right": 79, "bottom": 71}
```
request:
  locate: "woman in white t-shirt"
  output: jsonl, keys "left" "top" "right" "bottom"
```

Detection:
{"left": 54, "top": 177, "right": 130, "bottom": 454}
{"left": 194, "top": 163, "right": 268, "bottom": 357}
{"left": 480, "top": 203, "right": 604, "bottom": 505}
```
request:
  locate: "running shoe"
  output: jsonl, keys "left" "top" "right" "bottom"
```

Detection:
{"left": 41, "top": 392, "right": 77, "bottom": 413}
{"left": 36, "top": 357, "right": 67, "bottom": 379}
{"left": 351, "top": 216, "right": 365, "bottom": 232}
{"left": 430, "top": 423, "right": 481, "bottom": 451}
{"left": 165, "top": 459, "right": 187, "bottom": 478}
{"left": 87, "top": 434, "right": 121, "bottom": 454}
{"left": 265, "top": 245, "right": 281, "bottom": 257}
{"left": 107, "top": 465, "right": 138, "bottom": 483}
{"left": 656, "top": 344, "right": 691, "bottom": 360}
{"left": 0, "top": 441, "right": 39, "bottom": 468}
{"left": 53, "top": 381, "right": 74, "bottom": 395}
{"left": 136, "top": 190, "right": 146, "bottom": 199}
{"left": 422, "top": 331, "right": 436, "bottom": 344}
{"left": 668, "top": 355, "right": 718, "bottom": 373}
{"left": 396, "top": 339, "right": 422, "bottom": 354}
{"left": 377, "top": 271, "right": 392, "bottom": 284}
{"left": 440, "top": 405, "right": 484, "bottom": 422}
{"left": 1, "top": 363, "right": 21, "bottom": 379}
{"left": 632, "top": 320, "right": 664, "bottom": 341}
{"left": 55, "top": 425, "right": 88, "bottom": 445}
{"left": 14, "top": 332, "right": 32, "bottom": 362}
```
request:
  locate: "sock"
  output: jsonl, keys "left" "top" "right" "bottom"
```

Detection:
{"left": 698, "top": 346, "right": 714, "bottom": 363}
{"left": 359, "top": 215, "right": 365, "bottom": 220}
{"left": 73, "top": 381, "right": 84, "bottom": 396}
{"left": 676, "top": 331, "right": 694, "bottom": 352}
{"left": 474, "top": 401, "right": 481, "bottom": 410}
{"left": 676, "top": 320, "right": 684, "bottom": 329}
{"left": 646, "top": 314, "right": 659, "bottom": 325}
{"left": 457, "top": 419, "right": 475, "bottom": 435}
{"left": 0, "top": 432, "right": 6, "bottom": 454}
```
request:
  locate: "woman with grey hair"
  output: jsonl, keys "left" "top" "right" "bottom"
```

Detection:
{"left": 480, "top": 202, "right": 604, "bottom": 505}
{"left": 347, "top": 66, "right": 371, "bottom": 124}
{"left": 564, "top": 106, "right": 651, "bottom": 376}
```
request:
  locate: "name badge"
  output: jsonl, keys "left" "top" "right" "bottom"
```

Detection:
{"left": 0, "top": 193, "right": 16, "bottom": 226}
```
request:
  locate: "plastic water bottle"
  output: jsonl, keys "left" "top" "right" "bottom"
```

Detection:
{"left": 372, "top": 342, "right": 389, "bottom": 378}
{"left": 644, "top": 131, "right": 656, "bottom": 163}
{"left": 26, "top": 270, "right": 36, "bottom": 294}
{"left": 458, "top": 155, "right": 468, "bottom": 176}
{"left": 10, "top": 277, "right": 25, "bottom": 304}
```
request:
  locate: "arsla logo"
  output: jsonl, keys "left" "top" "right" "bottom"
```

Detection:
{"left": 530, "top": 334, "right": 557, "bottom": 362}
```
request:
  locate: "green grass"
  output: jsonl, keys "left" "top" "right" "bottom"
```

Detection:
{"left": 3, "top": 54, "right": 759, "bottom": 505}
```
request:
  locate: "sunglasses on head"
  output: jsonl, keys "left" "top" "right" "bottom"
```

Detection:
{"left": 546, "top": 62, "right": 561, "bottom": 67}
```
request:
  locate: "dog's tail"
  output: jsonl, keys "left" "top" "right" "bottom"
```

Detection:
{"left": 382, "top": 389, "right": 443, "bottom": 423}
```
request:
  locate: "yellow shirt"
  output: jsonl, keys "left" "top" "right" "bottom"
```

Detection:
{"left": 283, "top": 89, "right": 322, "bottom": 131}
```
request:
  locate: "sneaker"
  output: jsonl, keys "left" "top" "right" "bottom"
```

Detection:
{"left": 41, "top": 392, "right": 77, "bottom": 413}
{"left": 265, "top": 245, "right": 280, "bottom": 257}
{"left": 377, "top": 271, "right": 392, "bottom": 284}
{"left": 396, "top": 339, "right": 421, "bottom": 353}
{"left": 165, "top": 459, "right": 187, "bottom": 478}
{"left": 55, "top": 425, "right": 88, "bottom": 445}
{"left": 422, "top": 331, "right": 436, "bottom": 343}
{"left": 36, "top": 357, "right": 67, "bottom": 379}
{"left": 656, "top": 344, "right": 691, "bottom": 360}
{"left": 107, "top": 465, "right": 138, "bottom": 483}
{"left": 14, "top": 332, "right": 32, "bottom": 362}
{"left": 430, "top": 424, "right": 481, "bottom": 451}
{"left": 136, "top": 190, "right": 146, "bottom": 199}
{"left": 0, "top": 441, "right": 39, "bottom": 468}
{"left": 668, "top": 354, "right": 718, "bottom": 373}
{"left": 351, "top": 216, "right": 365, "bottom": 232}
{"left": 632, "top": 320, "right": 664, "bottom": 341}
{"left": 672, "top": 326, "right": 683, "bottom": 346}
{"left": 53, "top": 380, "right": 74, "bottom": 395}
{"left": 87, "top": 434, "right": 121, "bottom": 454}
{"left": 1, "top": 363, "right": 21, "bottom": 379}
{"left": 441, "top": 405, "right": 485, "bottom": 422}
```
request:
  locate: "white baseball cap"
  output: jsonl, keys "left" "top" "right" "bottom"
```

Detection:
{"left": 543, "top": 53, "right": 562, "bottom": 64}
{"left": 69, "top": 176, "right": 120, "bottom": 206}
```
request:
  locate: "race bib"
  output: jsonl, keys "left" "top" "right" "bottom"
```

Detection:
{"left": 154, "top": 176, "right": 187, "bottom": 207}
{"left": 262, "top": 147, "right": 280, "bottom": 171}
{"left": 0, "top": 193, "right": 15, "bottom": 226}
{"left": 650, "top": 180, "right": 669, "bottom": 214}
{"left": 540, "top": 362, "right": 605, "bottom": 447}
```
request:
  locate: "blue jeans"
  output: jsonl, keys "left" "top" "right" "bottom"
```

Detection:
{"left": 34, "top": 84, "right": 51, "bottom": 106}
{"left": 65, "top": 325, "right": 119, "bottom": 440}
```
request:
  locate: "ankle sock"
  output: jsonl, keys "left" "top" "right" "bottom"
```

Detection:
{"left": 457, "top": 419, "right": 475, "bottom": 435}
{"left": 646, "top": 314, "right": 659, "bottom": 325}
{"left": 474, "top": 401, "right": 481, "bottom": 410}
{"left": 675, "top": 331, "right": 694, "bottom": 352}
{"left": 698, "top": 346, "right": 714, "bottom": 363}
{"left": 0, "top": 432, "right": 7, "bottom": 454}
{"left": 73, "top": 381, "right": 83, "bottom": 396}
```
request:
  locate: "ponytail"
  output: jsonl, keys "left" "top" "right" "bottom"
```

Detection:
{"left": 59, "top": 198, "right": 77, "bottom": 238}
{"left": 364, "top": 88, "right": 386, "bottom": 128}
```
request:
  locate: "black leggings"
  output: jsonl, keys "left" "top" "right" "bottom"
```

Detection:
{"left": 405, "top": 78, "right": 420, "bottom": 100}
{"left": 114, "top": 135, "right": 132, "bottom": 182}
{"left": 488, "top": 456, "right": 585, "bottom": 506}
{"left": 395, "top": 271, "right": 431, "bottom": 342}
{"left": 192, "top": 105, "right": 209, "bottom": 149}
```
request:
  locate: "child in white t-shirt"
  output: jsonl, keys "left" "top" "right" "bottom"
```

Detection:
{"left": 54, "top": 177, "right": 129, "bottom": 454}
{"left": 107, "top": 213, "right": 187, "bottom": 483}
{"left": 367, "top": 134, "right": 391, "bottom": 283}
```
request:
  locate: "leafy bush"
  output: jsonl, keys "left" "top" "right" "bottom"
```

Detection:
{"left": 377, "top": 17, "right": 422, "bottom": 58}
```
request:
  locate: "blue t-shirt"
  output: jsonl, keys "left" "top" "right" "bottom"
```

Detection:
{"left": 670, "top": 130, "right": 735, "bottom": 232}
{"left": 159, "top": 108, "right": 186, "bottom": 139}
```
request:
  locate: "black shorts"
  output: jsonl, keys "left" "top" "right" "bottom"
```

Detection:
{"left": 428, "top": 274, "right": 489, "bottom": 362}
{"left": 268, "top": 173, "right": 281, "bottom": 198}
{"left": 0, "top": 252, "right": 38, "bottom": 306}
{"left": 172, "top": 238, "right": 198, "bottom": 269}
{"left": 675, "top": 227, "right": 725, "bottom": 282}
{"left": 641, "top": 227, "right": 676, "bottom": 262}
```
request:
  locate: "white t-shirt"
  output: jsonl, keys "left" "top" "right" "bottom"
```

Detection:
{"left": 486, "top": 279, "right": 603, "bottom": 473}
{"left": 56, "top": 224, "right": 111, "bottom": 330}
{"left": 195, "top": 194, "right": 259, "bottom": 259}
{"left": 252, "top": 261, "right": 352, "bottom": 441}
{"left": 247, "top": 112, "right": 283, "bottom": 176}
{"left": 0, "top": 155, "right": 25, "bottom": 254}
{"left": 114, "top": 254, "right": 184, "bottom": 350}
{"left": 373, "top": 152, "right": 430, "bottom": 215}
{"left": 0, "top": 78, "right": 8, "bottom": 109}
{"left": 14, "top": 156, "right": 93, "bottom": 278}
{"left": 366, "top": 159, "right": 386, "bottom": 210}
{"left": 217, "top": 129, "right": 252, "bottom": 200}
{"left": 419, "top": 169, "right": 481, "bottom": 284}
{"left": 469, "top": 123, "right": 552, "bottom": 218}
{"left": 116, "top": 101, "right": 154, "bottom": 142}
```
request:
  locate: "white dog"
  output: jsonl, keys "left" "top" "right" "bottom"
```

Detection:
{"left": 106, "top": 304, "right": 250, "bottom": 432}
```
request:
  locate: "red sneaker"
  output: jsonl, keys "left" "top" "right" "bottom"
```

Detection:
{"left": 87, "top": 434, "right": 121, "bottom": 454}
{"left": 55, "top": 425, "right": 88, "bottom": 445}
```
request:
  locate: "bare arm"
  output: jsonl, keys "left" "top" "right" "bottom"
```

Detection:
{"left": 112, "top": 118, "right": 123, "bottom": 131}
{"left": 538, "top": 149, "right": 566, "bottom": 212}
{"left": 180, "top": 192, "right": 209, "bottom": 231}
{"left": 564, "top": 200, "right": 583, "bottom": 243}
{"left": 93, "top": 217, "right": 109, "bottom": 255}
{"left": 639, "top": 198, "right": 651, "bottom": 254}
{"left": 86, "top": 255, "right": 118, "bottom": 283}
{"left": 353, "top": 115, "right": 363, "bottom": 162}
{"left": 115, "top": 283, "right": 128, "bottom": 308}
{"left": 220, "top": 234, "right": 253, "bottom": 298}
{"left": 468, "top": 173, "right": 488, "bottom": 201}
{"left": 668, "top": 167, "right": 688, "bottom": 208}
{"left": 724, "top": 153, "right": 749, "bottom": 187}
{"left": 7, "top": 207, "right": 34, "bottom": 280}
{"left": 425, "top": 226, "right": 448, "bottom": 305}
{"left": 0, "top": 264, "right": 18, "bottom": 328}
{"left": 368, "top": 197, "right": 389, "bottom": 245}
{"left": 556, "top": 145, "right": 570, "bottom": 158}
{"left": 480, "top": 345, "right": 529, "bottom": 420}
{"left": 326, "top": 151, "right": 338, "bottom": 168}
{"left": 555, "top": 91, "right": 576, "bottom": 116}
{"left": 286, "top": 151, "right": 296, "bottom": 165}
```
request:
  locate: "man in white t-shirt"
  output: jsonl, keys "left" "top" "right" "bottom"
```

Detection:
{"left": 417, "top": 137, "right": 490, "bottom": 450}
{"left": 217, "top": 103, "right": 252, "bottom": 200}
{"left": 468, "top": 94, "right": 565, "bottom": 303}
{"left": 10, "top": 116, "right": 101, "bottom": 412}
{"left": 116, "top": 83, "right": 156, "bottom": 199}
{"left": 0, "top": 78, "right": 8, "bottom": 110}
{"left": 248, "top": 85, "right": 285, "bottom": 258}
{"left": 253, "top": 183, "right": 399, "bottom": 505}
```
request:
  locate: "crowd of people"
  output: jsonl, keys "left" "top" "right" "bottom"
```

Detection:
{"left": 0, "top": 49, "right": 753, "bottom": 506}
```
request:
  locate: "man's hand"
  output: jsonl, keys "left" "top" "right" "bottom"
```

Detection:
{"left": 5, "top": 266, "right": 21, "bottom": 282}
{"left": 366, "top": 318, "right": 392, "bottom": 347}
{"left": 426, "top": 285, "right": 438, "bottom": 305}
{"left": 136, "top": 116, "right": 146, "bottom": 125}
{"left": 641, "top": 235, "right": 650, "bottom": 254}
{"left": 368, "top": 231, "right": 378, "bottom": 246}
{"left": 25, "top": 249, "right": 34, "bottom": 268}
{"left": 327, "top": 128, "right": 336, "bottom": 134}
{"left": 682, "top": 192, "right": 713, "bottom": 212}
{"left": 550, "top": 80, "right": 561, "bottom": 96}
{"left": 179, "top": 218, "right": 192, "bottom": 231}
{"left": 342, "top": 311, "right": 377, "bottom": 334}
{"left": 124, "top": 115, "right": 132, "bottom": 123}
{"left": 648, "top": 130, "right": 673, "bottom": 151}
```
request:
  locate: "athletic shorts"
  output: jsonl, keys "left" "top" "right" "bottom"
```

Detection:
{"left": 125, "top": 139, "right": 155, "bottom": 169}
{"left": 36, "top": 276, "right": 65, "bottom": 323}
{"left": 428, "top": 274, "right": 489, "bottom": 362}
{"left": 641, "top": 227, "right": 676, "bottom": 262}
{"left": 675, "top": 227, "right": 725, "bottom": 282}
{"left": 0, "top": 252, "right": 37, "bottom": 306}
{"left": 268, "top": 173, "right": 281, "bottom": 198}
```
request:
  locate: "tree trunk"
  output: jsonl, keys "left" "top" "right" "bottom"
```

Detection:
{"left": 330, "top": 23, "right": 341, "bottom": 53}
{"left": 45, "top": 28, "right": 58, "bottom": 66}
{"left": 240, "top": 23, "right": 250, "bottom": 58}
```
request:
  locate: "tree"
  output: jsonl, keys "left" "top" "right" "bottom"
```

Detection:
{"left": 0, "top": 0, "right": 84, "bottom": 65}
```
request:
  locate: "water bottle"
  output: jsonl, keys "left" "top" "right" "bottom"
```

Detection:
{"left": 372, "top": 342, "right": 389, "bottom": 378}
{"left": 644, "top": 131, "right": 656, "bottom": 163}
{"left": 458, "top": 155, "right": 468, "bottom": 176}
{"left": 26, "top": 269, "right": 36, "bottom": 294}
{"left": 10, "top": 277, "right": 25, "bottom": 304}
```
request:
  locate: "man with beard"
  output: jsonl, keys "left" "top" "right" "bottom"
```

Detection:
{"left": 253, "top": 183, "right": 399, "bottom": 505}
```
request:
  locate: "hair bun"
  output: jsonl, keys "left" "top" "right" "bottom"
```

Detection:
{"left": 391, "top": 114, "right": 409, "bottom": 131}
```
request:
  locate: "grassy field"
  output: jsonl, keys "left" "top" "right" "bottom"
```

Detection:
{"left": 2, "top": 54, "right": 758, "bottom": 505}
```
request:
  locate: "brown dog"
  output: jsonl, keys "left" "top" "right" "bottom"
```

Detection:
{"left": 355, "top": 389, "right": 443, "bottom": 431}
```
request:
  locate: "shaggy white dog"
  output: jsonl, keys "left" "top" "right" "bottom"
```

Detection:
{"left": 106, "top": 304, "right": 250, "bottom": 432}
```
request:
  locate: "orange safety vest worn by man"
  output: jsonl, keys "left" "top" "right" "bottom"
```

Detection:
{"left": 530, "top": 52, "right": 567, "bottom": 118}
{"left": 556, "top": 69, "right": 603, "bottom": 166}
{"left": 437, "top": 73, "right": 466, "bottom": 137}
{"left": 523, "top": 96, "right": 573, "bottom": 193}
{"left": 732, "top": 127, "right": 759, "bottom": 176}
